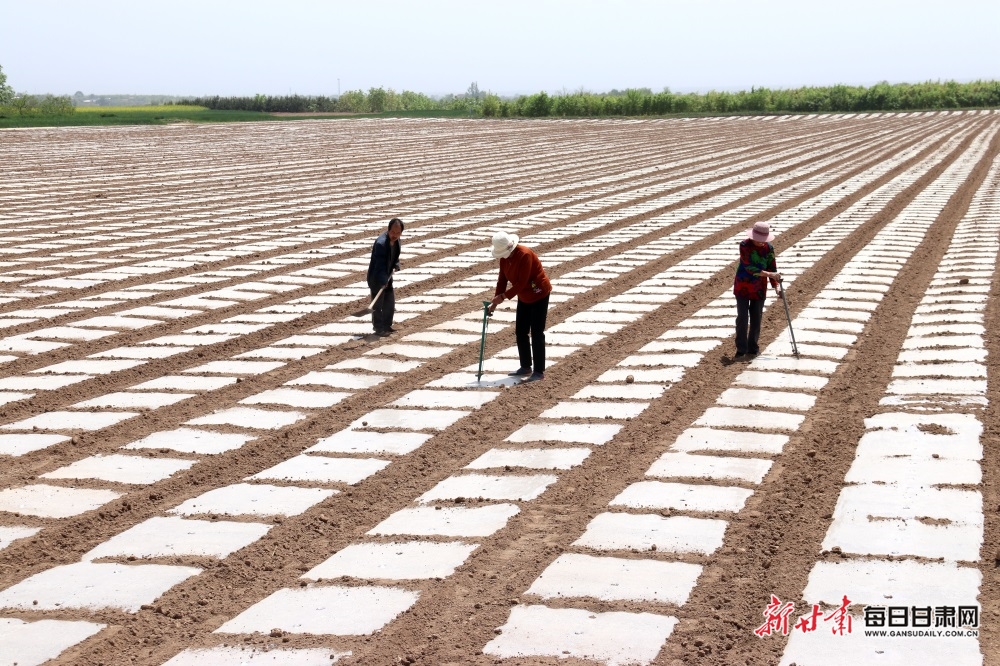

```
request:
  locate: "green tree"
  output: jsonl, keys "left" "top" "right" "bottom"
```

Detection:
{"left": 623, "top": 88, "right": 644, "bottom": 115}
{"left": 336, "top": 90, "right": 366, "bottom": 112}
{"left": 383, "top": 88, "right": 401, "bottom": 112}
{"left": 827, "top": 84, "right": 856, "bottom": 111}
{"left": 399, "top": 90, "right": 437, "bottom": 110}
{"left": 745, "top": 86, "right": 771, "bottom": 112}
{"left": 367, "top": 87, "right": 387, "bottom": 113}
{"left": 523, "top": 91, "right": 553, "bottom": 117}
{"left": 0, "top": 64, "right": 14, "bottom": 105}
{"left": 38, "top": 95, "right": 74, "bottom": 115}
{"left": 481, "top": 93, "right": 501, "bottom": 117}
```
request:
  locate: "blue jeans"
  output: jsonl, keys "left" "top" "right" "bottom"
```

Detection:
{"left": 735, "top": 297, "right": 765, "bottom": 354}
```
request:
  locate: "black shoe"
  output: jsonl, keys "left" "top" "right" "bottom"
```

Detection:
{"left": 523, "top": 371, "right": 544, "bottom": 382}
{"left": 508, "top": 367, "right": 532, "bottom": 377}
{"left": 734, "top": 352, "right": 746, "bottom": 358}
{"left": 375, "top": 330, "right": 391, "bottom": 337}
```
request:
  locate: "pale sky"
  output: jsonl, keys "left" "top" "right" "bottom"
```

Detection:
{"left": 2, "top": 0, "right": 998, "bottom": 97}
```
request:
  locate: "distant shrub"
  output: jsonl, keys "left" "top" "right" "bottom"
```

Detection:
{"left": 481, "top": 94, "right": 501, "bottom": 117}
{"left": 522, "top": 92, "right": 553, "bottom": 117}
{"left": 367, "top": 87, "right": 388, "bottom": 113}
{"left": 39, "top": 95, "right": 75, "bottom": 114}
{"left": 0, "top": 94, "right": 75, "bottom": 117}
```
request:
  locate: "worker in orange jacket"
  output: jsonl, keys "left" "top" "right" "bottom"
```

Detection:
{"left": 488, "top": 231, "right": 552, "bottom": 382}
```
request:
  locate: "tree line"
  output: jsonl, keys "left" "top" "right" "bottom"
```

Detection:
{"left": 179, "top": 80, "right": 1000, "bottom": 117}
{"left": 175, "top": 89, "right": 455, "bottom": 114}
{"left": 3, "top": 65, "right": 1000, "bottom": 119}
{"left": 486, "top": 80, "right": 1000, "bottom": 117}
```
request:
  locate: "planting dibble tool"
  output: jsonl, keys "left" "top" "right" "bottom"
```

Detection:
{"left": 779, "top": 278, "right": 799, "bottom": 358}
{"left": 476, "top": 300, "right": 491, "bottom": 382}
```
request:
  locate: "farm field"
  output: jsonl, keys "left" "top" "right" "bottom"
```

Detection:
{"left": 0, "top": 113, "right": 998, "bottom": 666}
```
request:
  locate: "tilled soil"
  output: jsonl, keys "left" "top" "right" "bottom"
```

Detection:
{"left": 0, "top": 113, "right": 997, "bottom": 666}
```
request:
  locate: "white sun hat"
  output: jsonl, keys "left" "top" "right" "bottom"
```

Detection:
{"left": 491, "top": 231, "right": 519, "bottom": 259}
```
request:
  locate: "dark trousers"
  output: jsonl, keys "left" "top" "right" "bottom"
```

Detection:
{"left": 369, "top": 282, "right": 395, "bottom": 332}
{"left": 735, "top": 296, "right": 765, "bottom": 354}
{"left": 516, "top": 295, "right": 549, "bottom": 373}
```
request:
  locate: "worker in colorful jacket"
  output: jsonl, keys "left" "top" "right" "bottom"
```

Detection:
{"left": 733, "top": 221, "right": 783, "bottom": 358}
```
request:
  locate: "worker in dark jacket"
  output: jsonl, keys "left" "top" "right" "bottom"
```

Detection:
{"left": 366, "top": 218, "right": 404, "bottom": 336}
{"left": 488, "top": 231, "right": 552, "bottom": 382}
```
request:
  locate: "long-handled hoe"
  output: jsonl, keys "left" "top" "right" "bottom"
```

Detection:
{"left": 476, "top": 301, "right": 491, "bottom": 382}
{"left": 350, "top": 275, "right": 392, "bottom": 318}
{"left": 779, "top": 277, "right": 799, "bottom": 358}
